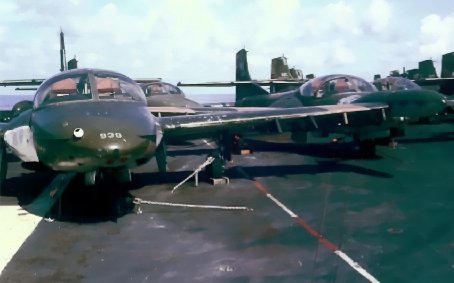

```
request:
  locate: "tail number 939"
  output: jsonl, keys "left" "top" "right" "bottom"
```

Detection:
{"left": 100, "top": 132, "right": 123, "bottom": 139}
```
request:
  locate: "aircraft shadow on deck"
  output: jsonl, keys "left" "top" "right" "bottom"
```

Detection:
{"left": 243, "top": 138, "right": 383, "bottom": 160}
{"left": 2, "top": 171, "right": 135, "bottom": 223}
{"left": 397, "top": 130, "right": 454, "bottom": 145}
{"left": 167, "top": 139, "right": 382, "bottom": 160}
{"left": 166, "top": 149, "right": 215, "bottom": 158}
{"left": 1, "top": 140, "right": 392, "bottom": 223}
{"left": 129, "top": 159, "right": 393, "bottom": 191}
{"left": 227, "top": 161, "right": 393, "bottom": 179}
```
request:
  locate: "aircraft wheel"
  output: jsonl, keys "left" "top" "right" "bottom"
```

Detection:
{"left": 0, "top": 142, "right": 7, "bottom": 191}
{"left": 155, "top": 142, "right": 167, "bottom": 173}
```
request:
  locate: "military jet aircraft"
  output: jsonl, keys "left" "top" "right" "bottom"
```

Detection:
{"left": 374, "top": 76, "right": 454, "bottom": 113}
{"left": 1, "top": 68, "right": 396, "bottom": 193}
{"left": 179, "top": 50, "right": 449, "bottom": 155}
{"left": 0, "top": 80, "right": 200, "bottom": 118}
{"left": 141, "top": 81, "right": 200, "bottom": 108}
{"left": 374, "top": 76, "right": 423, "bottom": 91}
{"left": 141, "top": 81, "right": 245, "bottom": 115}
{"left": 178, "top": 49, "right": 306, "bottom": 93}
{"left": 140, "top": 81, "right": 206, "bottom": 116}
{"left": 380, "top": 51, "right": 454, "bottom": 96}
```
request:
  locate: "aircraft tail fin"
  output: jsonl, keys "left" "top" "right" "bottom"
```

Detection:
{"left": 270, "top": 55, "right": 304, "bottom": 93}
{"left": 271, "top": 56, "right": 291, "bottom": 80}
{"left": 235, "top": 49, "right": 268, "bottom": 101}
{"left": 236, "top": 49, "right": 252, "bottom": 81}
{"left": 440, "top": 52, "right": 454, "bottom": 95}
{"left": 418, "top": 59, "right": 438, "bottom": 78}
{"left": 441, "top": 52, "right": 454, "bottom": 78}
{"left": 271, "top": 55, "right": 303, "bottom": 80}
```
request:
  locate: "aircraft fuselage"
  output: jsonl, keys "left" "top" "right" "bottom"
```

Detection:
{"left": 235, "top": 88, "right": 447, "bottom": 120}
{"left": 31, "top": 100, "right": 159, "bottom": 172}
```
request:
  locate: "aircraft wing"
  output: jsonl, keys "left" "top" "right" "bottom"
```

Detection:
{"left": 148, "top": 106, "right": 238, "bottom": 116}
{"left": 0, "top": 79, "right": 45, "bottom": 87}
{"left": 0, "top": 78, "right": 161, "bottom": 87}
{"left": 159, "top": 103, "right": 388, "bottom": 139}
{"left": 414, "top": 77, "right": 454, "bottom": 86}
{"left": 177, "top": 79, "right": 305, "bottom": 87}
{"left": 148, "top": 107, "right": 198, "bottom": 115}
{"left": 147, "top": 106, "right": 288, "bottom": 116}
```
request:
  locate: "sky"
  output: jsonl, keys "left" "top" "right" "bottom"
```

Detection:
{"left": 0, "top": 0, "right": 453, "bottom": 101}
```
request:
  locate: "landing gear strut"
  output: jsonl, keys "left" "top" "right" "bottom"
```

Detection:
{"left": 155, "top": 141, "right": 167, "bottom": 173}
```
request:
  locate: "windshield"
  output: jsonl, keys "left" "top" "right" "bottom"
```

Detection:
{"left": 300, "top": 74, "right": 377, "bottom": 98}
{"left": 35, "top": 69, "right": 146, "bottom": 108}
{"left": 375, "top": 77, "right": 422, "bottom": 91}
{"left": 142, "top": 82, "right": 184, "bottom": 97}
{"left": 34, "top": 74, "right": 93, "bottom": 107}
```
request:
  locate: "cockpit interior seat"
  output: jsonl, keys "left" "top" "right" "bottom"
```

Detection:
{"left": 96, "top": 77, "right": 121, "bottom": 94}
{"left": 335, "top": 79, "right": 350, "bottom": 93}
{"left": 50, "top": 78, "right": 77, "bottom": 94}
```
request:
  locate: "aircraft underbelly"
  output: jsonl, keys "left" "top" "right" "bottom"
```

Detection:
{"left": 35, "top": 138, "right": 156, "bottom": 172}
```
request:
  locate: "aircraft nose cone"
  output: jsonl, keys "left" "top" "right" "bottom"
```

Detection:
{"left": 31, "top": 101, "right": 158, "bottom": 171}
{"left": 385, "top": 90, "right": 447, "bottom": 118}
{"left": 417, "top": 90, "right": 448, "bottom": 116}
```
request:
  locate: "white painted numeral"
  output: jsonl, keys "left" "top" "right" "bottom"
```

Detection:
{"left": 100, "top": 132, "right": 122, "bottom": 139}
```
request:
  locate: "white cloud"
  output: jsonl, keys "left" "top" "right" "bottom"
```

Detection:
{"left": 419, "top": 14, "right": 454, "bottom": 57}
{"left": 0, "top": 0, "right": 453, "bottom": 88}
{"left": 363, "top": 0, "right": 392, "bottom": 34}
{"left": 0, "top": 1, "right": 16, "bottom": 15}
{"left": 326, "top": 1, "right": 362, "bottom": 36}
{"left": 331, "top": 40, "right": 357, "bottom": 66}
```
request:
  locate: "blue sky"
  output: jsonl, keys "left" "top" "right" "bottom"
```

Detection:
{"left": 0, "top": 0, "right": 453, "bottom": 99}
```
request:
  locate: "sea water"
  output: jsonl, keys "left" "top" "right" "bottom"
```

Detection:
{"left": 0, "top": 94, "right": 34, "bottom": 110}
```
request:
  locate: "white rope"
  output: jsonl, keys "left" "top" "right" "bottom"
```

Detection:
{"left": 133, "top": 198, "right": 252, "bottom": 211}
{"left": 171, "top": 156, "right": 216, "bottom": 193}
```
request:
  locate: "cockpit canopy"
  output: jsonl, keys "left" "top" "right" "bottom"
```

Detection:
{"left": 374, "top": 77, "right": 422, "bottom": 91}
{"left": 142, "top": 82, "right": 185, "bottom": 97}
{"left": 299, "top": 74, "right": 377, "bottom": 98}
{"left": 34, "top": 68, "right": 146, "bottom": 108}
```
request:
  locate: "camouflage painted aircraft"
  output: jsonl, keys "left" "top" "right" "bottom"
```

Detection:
{"left": 141, "top": 81, "right": 200, "bottom": 107}
{"left": 178, "top": 49, "right": 449, "bottom": 155}
{"left": 0, "top": 68, "right": 396, "bottom": 193}
{"left": 374, "top": 76, "right": 454, "bottom": 113}
{"left": 377, "top": 51, "right": 454, "bottom": 96}
{"left": 0, "top": 79, "right": 204, "bottom": 117}
{"left": 178, "top": 49, "right": 306, "bottom": 93}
